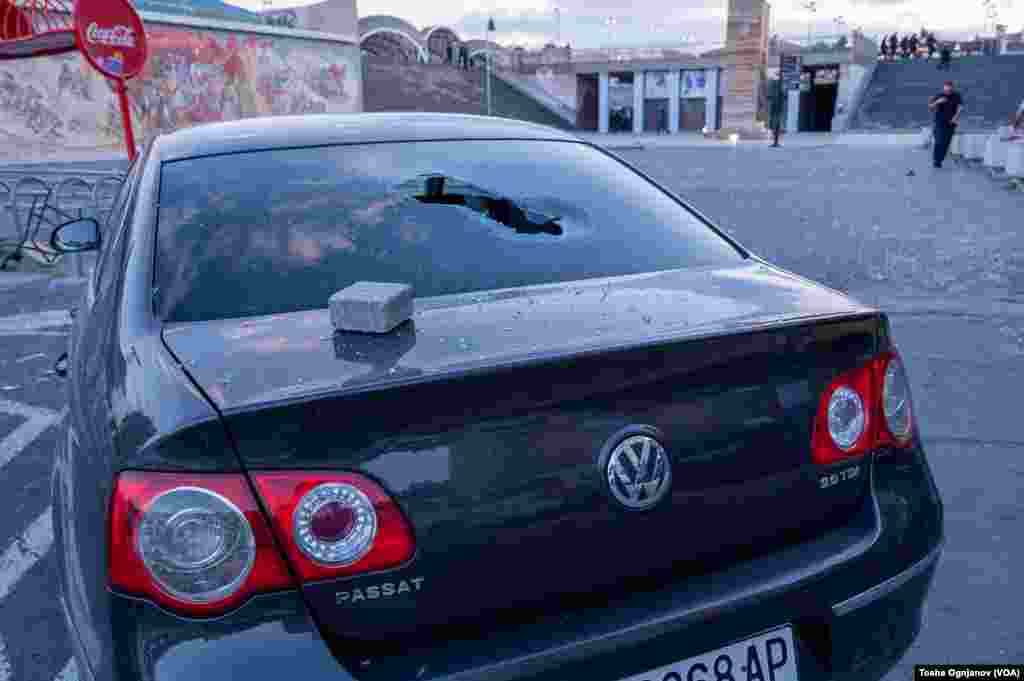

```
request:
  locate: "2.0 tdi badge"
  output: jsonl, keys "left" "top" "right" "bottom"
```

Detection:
{"left": 604, "top": 434, "right": 672, "bottom": 511}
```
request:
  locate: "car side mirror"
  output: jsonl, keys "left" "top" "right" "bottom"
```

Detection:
{"left": 50, "top": 218, "right": 101, "bottom": 253}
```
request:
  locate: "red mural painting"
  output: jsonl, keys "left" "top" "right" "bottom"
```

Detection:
{"left": 0, "top": 21, "right": 360, "bottom": 155}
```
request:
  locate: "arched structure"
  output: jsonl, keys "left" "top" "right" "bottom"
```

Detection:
{"left": 357, "top": 16, "right": 516, "bottom": 66}
{"left": 358, "top": 15, "right": 429, "bottom": 63}
{"left": 422, "top": 25, "right": 460, "bottom": 60}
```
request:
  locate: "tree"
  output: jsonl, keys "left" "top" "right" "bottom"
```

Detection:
{"left": 835, "top": 35, "right": 848, "bottom": 49}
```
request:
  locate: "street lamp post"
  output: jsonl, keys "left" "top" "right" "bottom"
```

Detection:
{"left": 769, "top": 9, "right": 783, "bottom": 148}
{"left": 800, "top": 0, "right": 818, "bottom": 48}
{"left": 486, "top": 17, "right": 495, "bottom": 116}
{"left": 604, "top": 16, "right": 617, "bottom": 58}
{"left": 986, "top": 4, "right": 998, "bottom": 43}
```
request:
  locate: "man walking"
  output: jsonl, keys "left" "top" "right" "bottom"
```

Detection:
{"left": 889, "top": 34, "right": 899, "bottom": 60}
{"left": 928, "top": 80, "right": 963, "bottom": 168}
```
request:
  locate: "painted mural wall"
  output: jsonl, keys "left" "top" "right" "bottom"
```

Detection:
{"left": 0, "top": 19, "right": 361, "bottom": 157}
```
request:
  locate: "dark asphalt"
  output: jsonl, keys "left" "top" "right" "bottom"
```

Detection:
{"left": 0, "top": 142, "right": 1020, "bottom": 680}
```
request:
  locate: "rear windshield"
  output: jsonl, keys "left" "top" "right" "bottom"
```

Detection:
{"left": 155, "top": 140, "right": 744, "bottom": 323}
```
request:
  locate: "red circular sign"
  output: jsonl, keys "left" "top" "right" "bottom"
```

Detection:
{"left": 73, "top": 0, "right": 147, "bottom": 80}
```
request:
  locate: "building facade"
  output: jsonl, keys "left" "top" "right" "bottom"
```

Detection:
{"left": 572, "top": 63, "right": 722, "bottom": 134}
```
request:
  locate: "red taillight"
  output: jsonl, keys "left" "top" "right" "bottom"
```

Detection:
{"left": 251, "top": 472, "right": 415, "bottom": 583}
{"left": 811, "top": 351, "right": 915, "bottom": 465}
{"left": 109, "top": 472, "right": 294, "bottom": 617}
{"left": 876, "top": 352, "right": 915, "bottom": 448}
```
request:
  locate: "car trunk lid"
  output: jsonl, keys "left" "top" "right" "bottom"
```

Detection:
{"left": 162, "top": 263, "right": 881, "bottom": 648}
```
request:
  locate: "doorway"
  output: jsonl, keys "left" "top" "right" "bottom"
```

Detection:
{"left": 679, "top": 98, "right": 707, "bottom": 130}
{"left": 813, "top": 83, "right": 837, "bottom": 131}
{"left": 644, "top": 99, "right": 669, "bottom": 132}
{"left": 609, "top": 72, "right": 635, "bottom": 133}
{"left": 576, "top": 74, "right": 599, "bottom": 131}
{"left": 798, "top": 65, "right": 839, "bottom": 132}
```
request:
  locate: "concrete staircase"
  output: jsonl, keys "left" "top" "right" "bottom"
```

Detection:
{"left": 849, "top": 56, "right": 1024, "bottom": 132}
{"left": 363, "top": 59, "right": 575, "bottom": 131}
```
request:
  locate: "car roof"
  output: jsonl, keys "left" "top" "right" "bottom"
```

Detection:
{"left": 152, "top": 113, "right": 584, "bottom": 162}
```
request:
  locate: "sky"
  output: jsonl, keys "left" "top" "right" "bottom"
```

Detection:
{"left": 231, "top": 0, "right": 1023, "bottom": 50}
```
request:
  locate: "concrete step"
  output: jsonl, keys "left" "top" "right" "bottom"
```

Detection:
{"left": 850, "top": 55, "right": 1024, "bottom": 133}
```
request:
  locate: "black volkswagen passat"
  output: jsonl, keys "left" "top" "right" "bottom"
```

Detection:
{"left": 51, "top": 113, "right": 942, "bottom": 681}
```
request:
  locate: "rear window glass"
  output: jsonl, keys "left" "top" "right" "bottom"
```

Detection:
{"left": 155, "top": 140, "right": 744, "bottom": 323}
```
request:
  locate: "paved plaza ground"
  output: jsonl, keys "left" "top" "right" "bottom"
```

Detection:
{"left": 623, "top": 143, "right": 1024, "bottom": 677}
{"left": 0, "top": 140, "right": 1021, "bottom": 680}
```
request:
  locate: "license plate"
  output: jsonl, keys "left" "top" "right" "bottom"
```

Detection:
{"left": 617, "top": 626, "right": 799, "bottom": 681}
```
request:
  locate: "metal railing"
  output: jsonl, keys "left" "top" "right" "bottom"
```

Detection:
{"left": 0, "top": 169, "right": 125, "bottom": 276}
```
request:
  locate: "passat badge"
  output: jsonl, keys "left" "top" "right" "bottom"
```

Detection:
{"left": 336, "top": 577, "right": 424, "bottom": 605}
{"left": 604, "top": 435, "right": 672, "bottom": 511}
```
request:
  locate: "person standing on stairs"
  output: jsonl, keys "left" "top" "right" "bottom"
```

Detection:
{"left": 928, "top": 80, "right": 963, "bottom": 169}
{"left": 889, "top": 34, "right": 899, "bottom": 60}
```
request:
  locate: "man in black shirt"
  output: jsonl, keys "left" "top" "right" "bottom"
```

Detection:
{"left": 928, "top": 80, "right": 963, "bottom": 168}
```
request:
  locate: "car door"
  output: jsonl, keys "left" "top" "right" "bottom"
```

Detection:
{"left": 60, "top": 155, "right": 144, "bottom": 676}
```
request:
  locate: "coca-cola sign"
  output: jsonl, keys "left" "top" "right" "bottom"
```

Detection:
{"left": 75, "top": 0, "right": 148, "bottom": 80}
{"left": 86, "top": 23, "right": 137, "bottom": 48}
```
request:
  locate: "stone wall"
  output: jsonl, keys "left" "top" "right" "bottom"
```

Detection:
{"left": 511, "top": 46, "right": 573, "bottom": 73}
{"left": 0, "top": 13, "right": 360, "bottom": 159}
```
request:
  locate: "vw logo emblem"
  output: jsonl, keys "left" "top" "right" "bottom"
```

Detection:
{"left": 605, "top": 435, "right": 672, "bottom": 511}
